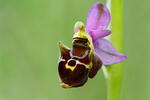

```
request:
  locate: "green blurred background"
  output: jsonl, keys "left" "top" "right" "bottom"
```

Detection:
{"left": 0, "top": 0, "right": 150, "bottom": 100}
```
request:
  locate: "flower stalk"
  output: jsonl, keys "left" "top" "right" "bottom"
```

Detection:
{"left": 104, "top": 0, "right": 123, "bottom": 100}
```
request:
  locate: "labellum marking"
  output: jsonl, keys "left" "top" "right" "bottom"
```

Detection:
{"left": 64, "top": 59, "right": 89, "bottom": 71}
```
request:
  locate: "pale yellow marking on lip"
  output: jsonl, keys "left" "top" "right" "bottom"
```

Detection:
{"left": 65, "top": 60, "right": 90, "bottom": 71}
{"left": 65, "top": 64, "right": 76, "bottom": 71}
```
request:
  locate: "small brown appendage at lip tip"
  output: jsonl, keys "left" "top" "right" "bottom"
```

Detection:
{"left": 61, "top": 83, "right": 72, "bottom": 88}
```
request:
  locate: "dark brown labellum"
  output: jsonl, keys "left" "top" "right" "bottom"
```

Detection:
{"left": 58, "top": 40, "right": 102, "bottom": 88}
{"left": 58, "top": 61, "right": 89, "bottom": 87}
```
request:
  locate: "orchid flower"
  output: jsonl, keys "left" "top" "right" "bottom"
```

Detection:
{"left": 58, "top": 2, "right": 127, "bottom": 88}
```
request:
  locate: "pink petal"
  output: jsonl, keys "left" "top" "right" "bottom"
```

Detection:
{"left": 94, "top": 39, "right": 127, "bottom": 65}
{"left": 90, "top": 29, "right": 111, "bottom": 43}
{"left": 86, "top": 2, "right": 111, "bottom": 32}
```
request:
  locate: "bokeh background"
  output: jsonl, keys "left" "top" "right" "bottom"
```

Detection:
{"left": 0, "top": 0, "right": 150, "bottom": 100}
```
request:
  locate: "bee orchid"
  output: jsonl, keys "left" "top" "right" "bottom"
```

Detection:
{"left": 58, "top": 2, "right": 127, "bottom": 88}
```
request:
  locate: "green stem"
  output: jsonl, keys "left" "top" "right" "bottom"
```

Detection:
{"left": 103, "top": 0, "right": 123, "bottom": 100}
